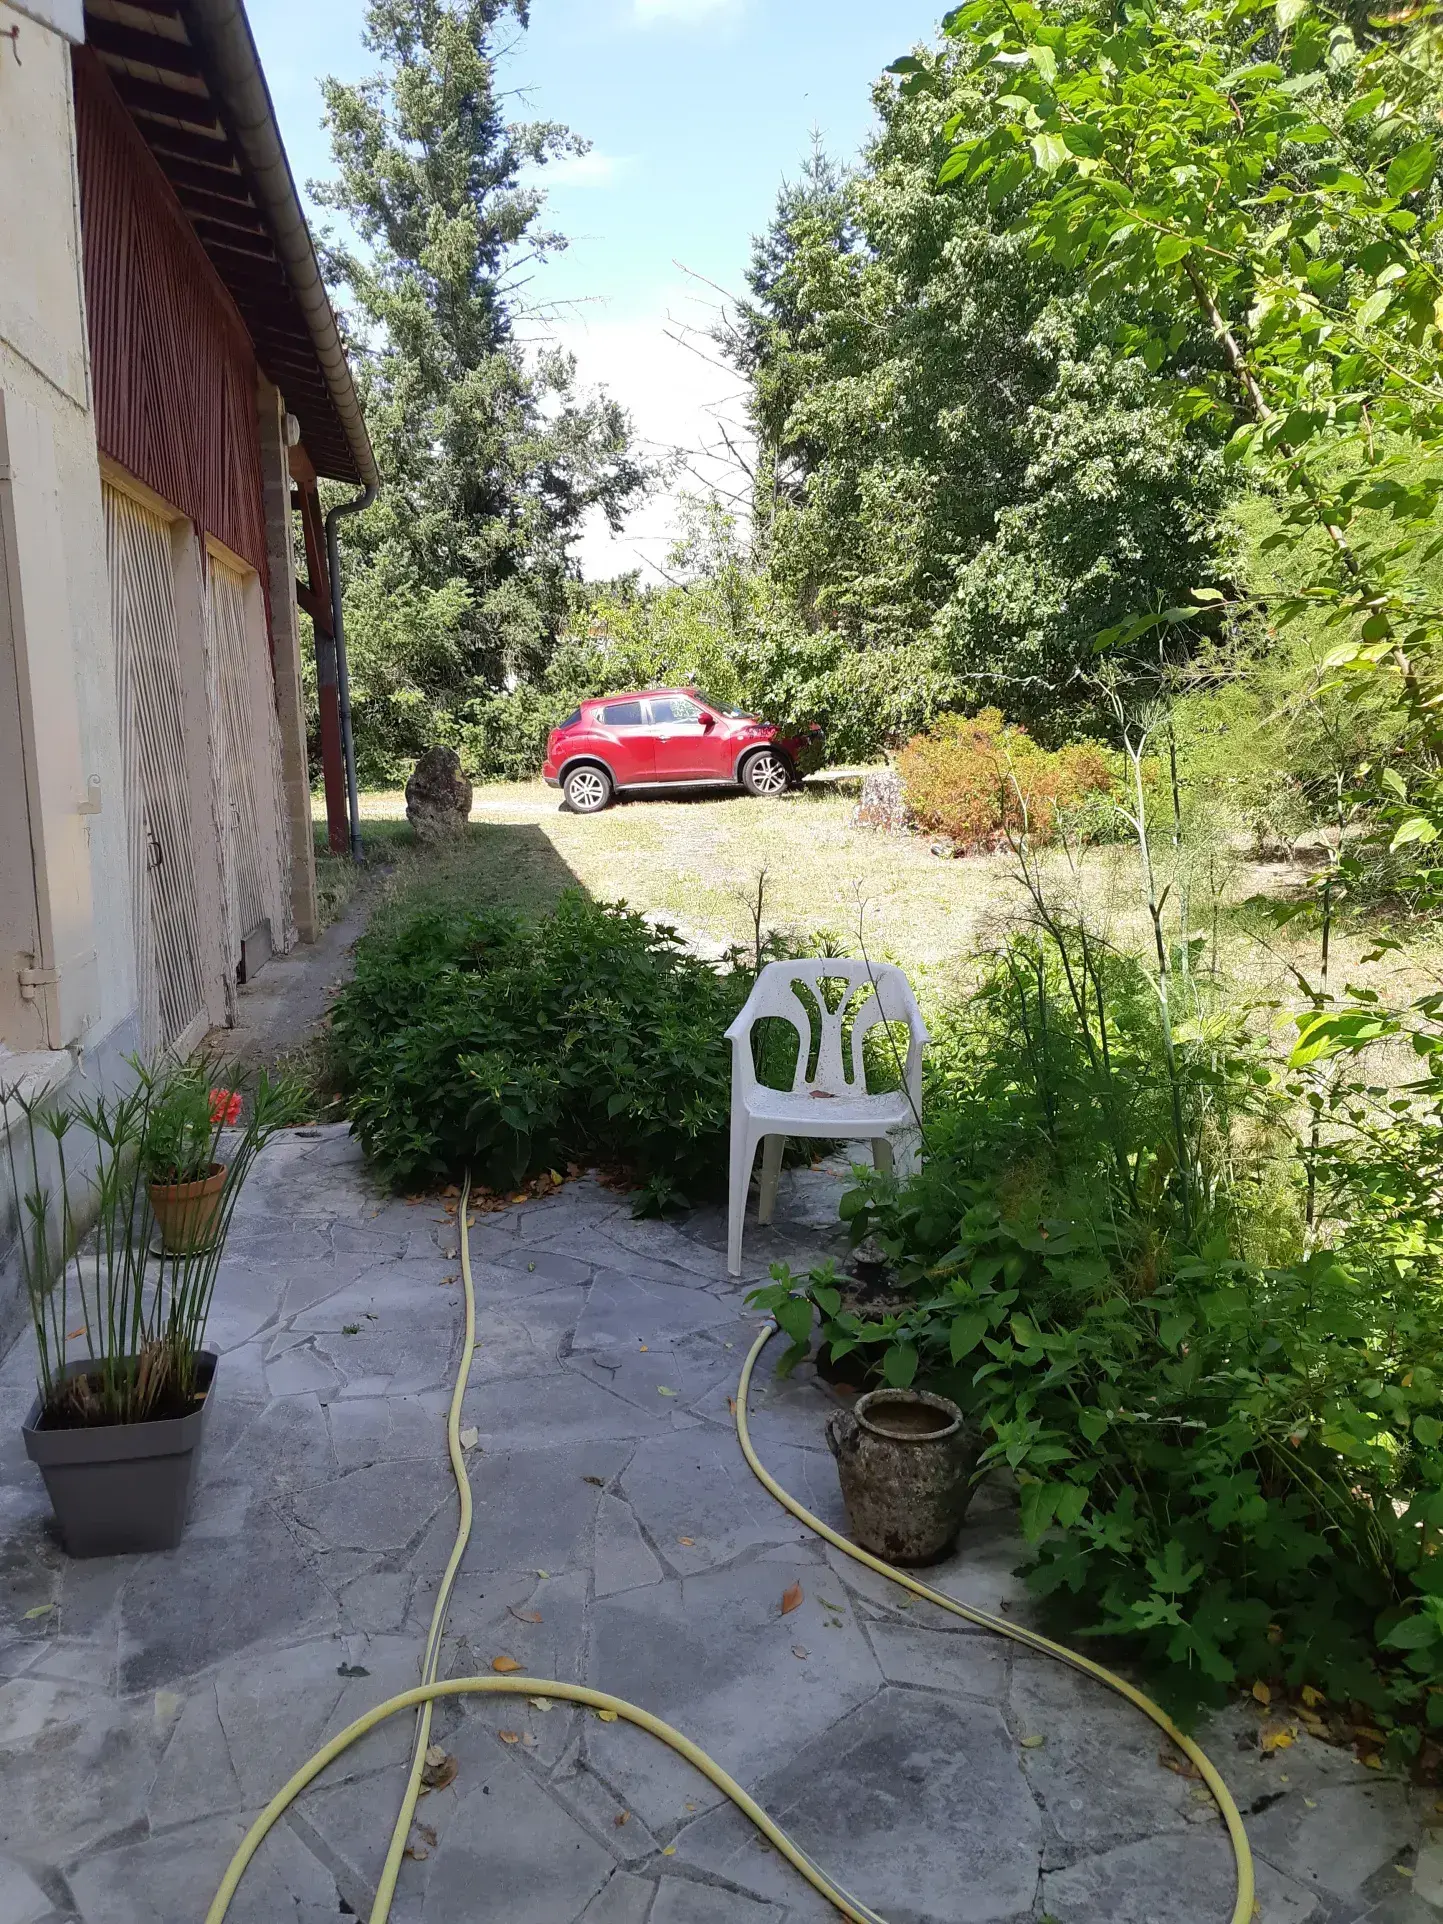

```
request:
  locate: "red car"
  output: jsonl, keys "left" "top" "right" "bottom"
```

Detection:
{"left": 543, "top": 690, "right": 818, "bottom": 814}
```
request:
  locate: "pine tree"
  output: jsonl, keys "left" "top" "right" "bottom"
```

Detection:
{"left": 312, "top": 0, "right": 649, "bottom": 775}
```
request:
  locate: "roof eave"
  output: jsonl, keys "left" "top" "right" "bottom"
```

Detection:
{"left": 181, "top": 0, "right": 379, "bottom": 491}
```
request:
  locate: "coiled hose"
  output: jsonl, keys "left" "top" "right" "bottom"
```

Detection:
{"left": 204, "top": 1177, "right": 1253, "bottom": 1924}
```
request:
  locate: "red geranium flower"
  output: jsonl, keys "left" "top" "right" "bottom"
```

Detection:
{"left": 209, "top": 1088, "right": 243, "bottom": 1126}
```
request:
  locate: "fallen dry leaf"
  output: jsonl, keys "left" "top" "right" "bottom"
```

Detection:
{"left": 596, "top": 1708, "right": 618, "bottom": 1723}
{"left": 66, "top": 1326, "right": 86, "bottom": 1340}
{"left": 508, "top": 1607, "right": 542, "bottom": 1625}
{"left": 529, "top": 1696, "right": 553, "bottom": 1712}
{"left": 1251, "top": 1681, "right": 1272, "bottom": 1707}
{"left": 1300, "top": 1685, "right": 1326, "bottom": 1709}
{"left": 728, "top": 1397, "right": 738, "bottom": 1414}
{"left": 638, "top": 1344, "right": 649, "bottom": 1353}
{"left": 780, "top": 1582, "right": 804, "bottom": 1617}
{"left": 583, "top": 1475, "right": 605, "bottom": 1487}
{"left": 420, "top": 1747, "right": 458, "bottom": 1792}
{"left": 23, "top": 1604, "right": 52, "bottom": 1620}
{"left": 792, "top": 1645, "right": 809, "bottom": 1660}
{"left": 404, "top": 1844, "right": 430, "bottom": 1861}
{"left": 662, "top": 1845, "right": 676, "bottom": 1857}
{"left": 1362, "top": 1753, "right": 1384, "bottom": 1771}
{"left": 416, "top": 1823, "right": 437, "bottom": 1847}
{"left": 1159, "top": 1750, "right": 1202, "bottom": 1781}
{"left": 1020, "top": 1734, "right": 1046, "bottom": 1750}
{"left": 498, "top": 1731, "right": 520, "bottom": 1745}
{"left": 459, "top": 1427, "right": 479, "bottom": 1451}
{"left": 614, "top": 1811, "right": 630, "bottom": 1827}
{"left": 677, "top": 1536, "right": 695, "bottom": 1547}
{"left": 657, "top": 1386, "right": 677, "bottom": 1398}
{"left": 491, "top": 1655, "right": 522, "bottom": 1674}
{"left": 1260, "top": 1725, "right": 1296, "bottom": 1755}
{"left": 1355, "top": 1725, "right": 1387, "bottom": 1745}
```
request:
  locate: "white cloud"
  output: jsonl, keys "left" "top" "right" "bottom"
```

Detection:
{"left": 537, "top": 291, "right": 755, "bottom": 582}
{"left": 541, "top": 150, "right": 636, "bottom": 189}
{"left": 633, "top": 0, "right": 738, "bottom": 23}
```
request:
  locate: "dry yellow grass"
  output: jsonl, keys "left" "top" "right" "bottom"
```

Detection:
{"left": 317, "top": 777, "right": 1439, "bottom": 1060}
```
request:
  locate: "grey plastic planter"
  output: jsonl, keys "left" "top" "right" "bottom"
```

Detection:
{"left": 21, "top": 1352, "right": 217, "bottom": 1557}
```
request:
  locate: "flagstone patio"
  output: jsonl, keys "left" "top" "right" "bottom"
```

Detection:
{"left": 0, "top": 1126, "right": 1436, "bottom": 1923}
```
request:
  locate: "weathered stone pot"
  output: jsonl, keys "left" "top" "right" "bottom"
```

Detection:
{"left": 22, "top": 1352, "right": 217, "bottom": 1557}
{"left": 826, "top": 1386, "right": 981, "bottom": 1566}
{"left": 148, "top": 1162, "right": 226, "bottom": 1254}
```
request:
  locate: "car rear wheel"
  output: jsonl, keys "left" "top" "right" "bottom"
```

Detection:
{"left": 740, "top": 749, "right": 791, "bottom": 797}
{"left": 564, "top": 764, "right": 614, "bottom": 814}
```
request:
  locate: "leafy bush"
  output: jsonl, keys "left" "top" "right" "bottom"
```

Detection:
{"left": 331, "top": 892, "right": 754, "bottom": 1208}
{"left": 751, "top": 929, "right": 1443, "bottom": 1744}
{"left": 897, "top": 709, "right": 1117, "bottom": 850}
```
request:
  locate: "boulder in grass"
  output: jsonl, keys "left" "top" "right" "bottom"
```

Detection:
{"left": 405, "top": 746, "right": 473, "bottom": 842}
{"left": 854, "top": 766, "right": 914, "bottom": 833}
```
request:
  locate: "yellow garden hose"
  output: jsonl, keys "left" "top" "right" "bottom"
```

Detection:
{"left": 204, "top": 1177, "right": 1254, "bottom": 1924}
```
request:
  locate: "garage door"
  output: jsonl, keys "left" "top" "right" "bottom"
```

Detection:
{"left": 106, "top": 483, "right": 207, "bottom": 1056}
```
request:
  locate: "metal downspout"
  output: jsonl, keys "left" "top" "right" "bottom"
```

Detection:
{"left": 325, "top": 485, "right": 376, "bottom": 862}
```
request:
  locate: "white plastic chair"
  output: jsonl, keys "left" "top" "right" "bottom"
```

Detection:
{"left": 724, "top": 959, "right": 929, "bottom": 1276}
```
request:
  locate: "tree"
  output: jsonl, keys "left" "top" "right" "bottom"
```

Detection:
{"left": 312, "top": 0, "right": 650, "bottom": 777}
{"left": 727, "top": 51, "right": 1231, "bottom": 737}
{"left": 936, "top": 0, "right": 1443, "bottom": 738}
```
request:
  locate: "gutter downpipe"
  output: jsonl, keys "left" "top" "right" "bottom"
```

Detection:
{"left": 325, "top": 487, "right": 376, "bottom": 863}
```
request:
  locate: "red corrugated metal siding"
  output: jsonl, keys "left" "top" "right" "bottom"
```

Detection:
{"left": 73, "top": 51, "right": 269, "bottom": 589}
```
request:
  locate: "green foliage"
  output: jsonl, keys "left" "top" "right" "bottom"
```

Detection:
{"left": 751, "top": 926, "right": 1443, "bottom": 1733}
{"left": 1, "top": 1061, "right": 304, "bottom": 1425}
{"left": 312, "top": 0, "right": 649, "bottom": 778}
{"left": 940, "top": 0, "right": 1443, "bottom": 730}
{"left": 331, "top": 892, "right": 754, "bottom": 1208}
{"left": 727, "top": 48, "right": 1230, "bottom": 736}
{"left": 897, "top": 708, "right": 1118, "bottom": 849}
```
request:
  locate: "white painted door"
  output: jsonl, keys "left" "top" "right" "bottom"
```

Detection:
{"left": 105, "top": 484, "right": 207, "bottom": 1057}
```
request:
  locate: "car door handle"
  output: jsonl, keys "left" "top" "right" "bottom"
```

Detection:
{"left": 658, "top": 735, "right": 674, "bottom": 742}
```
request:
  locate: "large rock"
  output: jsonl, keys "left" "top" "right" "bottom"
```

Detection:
{"left": 854, "top": 766, "right": 913, "bottom": 832}
{"left": 405, "top": 745, "right": 472, "bottom": 841}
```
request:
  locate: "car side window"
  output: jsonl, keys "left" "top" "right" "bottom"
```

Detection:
{"left": 649, "top": 697, "right": 701, "bottom": 725}
{"left": 601, "top": 700, "right": 644, "bottom": 727}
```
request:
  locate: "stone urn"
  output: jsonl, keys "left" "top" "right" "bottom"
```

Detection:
{"left": 826, "top": 1387, "right": 981, "bottom": 1566}
{"left": 406, "top": 746, "right": 473, "bottom": 842}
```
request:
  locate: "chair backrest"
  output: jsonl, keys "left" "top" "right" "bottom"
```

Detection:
{"left": 728, "top": 959, "right": 927, "bottom": 1097}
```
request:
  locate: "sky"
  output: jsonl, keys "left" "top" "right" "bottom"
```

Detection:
{"left": 245, "top": 0, "right": 945, "bottom": 578}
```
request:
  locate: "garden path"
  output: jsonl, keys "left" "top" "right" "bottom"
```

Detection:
{"left": 0, "top": 1127, "right": 1435, "bottom": 1924}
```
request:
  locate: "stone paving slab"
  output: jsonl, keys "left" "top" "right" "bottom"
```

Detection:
{"left": 0, "top": 1126, "right": 1433, "bottom": 1923}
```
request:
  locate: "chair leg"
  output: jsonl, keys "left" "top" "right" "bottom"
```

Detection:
{"left": 757, "top": 1135, "right": 784, "bottom": 1224}
{"left": 728, "top": 1118, "right": 758, "bottom": 1277}
{"left": 892, "top": 1126, "right": 922, "bottom": 1179}
{"left": 871, "top": 1137, "right": 894, "bottom": 1176}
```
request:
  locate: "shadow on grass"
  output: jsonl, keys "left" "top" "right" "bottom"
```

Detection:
{"left": 317, "top": 817, "right": 591, "bottom": 935}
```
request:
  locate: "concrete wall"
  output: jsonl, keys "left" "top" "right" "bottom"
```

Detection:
{"left": 0, "top": 2, "right": 141, "bottom": 1357}
{"left": 0, "top": 1, "right": 135, "bottom": 1053}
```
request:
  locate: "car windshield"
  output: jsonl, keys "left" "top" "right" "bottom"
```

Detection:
{"left": 690, "top": 692, "right": 751, "bottom": 718}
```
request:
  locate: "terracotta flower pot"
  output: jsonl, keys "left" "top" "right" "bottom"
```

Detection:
{"left": 148, "top": 1162, "right": 227, "bottom": 1254}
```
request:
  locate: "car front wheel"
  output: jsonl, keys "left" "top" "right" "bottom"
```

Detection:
{"left": 563, "top": 764, "right": 614, "bottom": 813}
{"left": 739, "top": 749, "right": 791, "bottom": 797}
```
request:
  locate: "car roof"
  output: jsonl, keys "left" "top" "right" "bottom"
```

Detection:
{"left": 585, "top": 689, "right": 682, "bottom": 706}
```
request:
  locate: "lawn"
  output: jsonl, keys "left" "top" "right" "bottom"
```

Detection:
{"left": 313, "top": 774, "right": 1435, "bottom": 1045}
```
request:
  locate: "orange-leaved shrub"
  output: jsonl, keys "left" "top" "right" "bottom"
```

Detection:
{"left": 897, "top": 709, "right": 1116, "bottom": 851}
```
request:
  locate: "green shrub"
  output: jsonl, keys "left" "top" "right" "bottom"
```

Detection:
{"left": 897, "top": 709, "right": 1117, "bottom": 850}
{"left": 330, "top": 892, "right": 754, "bottom": 1208}
{"left": 750, "top": 929, "right": 1443, "bottom": 1741}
